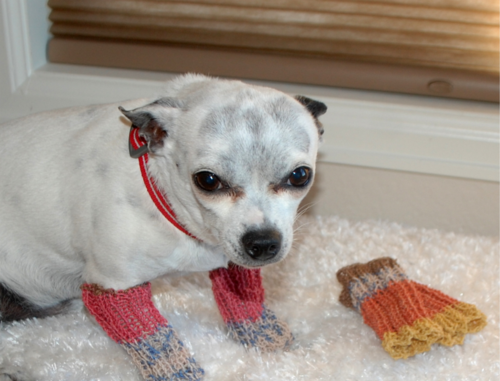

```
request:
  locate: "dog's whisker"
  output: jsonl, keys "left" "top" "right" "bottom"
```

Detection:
{"left": 293, "top": 219, "right": 312, "bottom": 235}
{"left": 293, "top": 226, "right": 310, "bottom": 238}
{"left": 295, "top": 201, "right": 317, "bottom": 221}
{"left": 298, "top": 201, "right": 316, "bottom": 213}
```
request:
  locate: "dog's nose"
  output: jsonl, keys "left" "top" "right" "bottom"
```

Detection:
{"left": 241, "top": 229, "right": 282, "bottom": 261}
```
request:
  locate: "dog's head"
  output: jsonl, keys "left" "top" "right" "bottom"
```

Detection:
{"left": 120, "top": 74, "right": 326, "bottom": 268}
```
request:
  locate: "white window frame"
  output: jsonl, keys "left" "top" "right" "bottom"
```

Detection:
{"left": 1, "top": 0, "right": 498, "bottom": 181}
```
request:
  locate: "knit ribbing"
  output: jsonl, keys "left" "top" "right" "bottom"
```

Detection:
{"left": 209, "top": 264, "right": 294, "bottom": 352}
{"left": 336, "top": 258, "right": 487, "bottom": 359}
{"left": 81, "top": 282, "right": 204, "bottom": 380}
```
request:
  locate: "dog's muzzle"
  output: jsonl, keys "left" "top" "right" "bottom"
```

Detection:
{"left": 241, "top": 229, "right": 282, "bottom": 262}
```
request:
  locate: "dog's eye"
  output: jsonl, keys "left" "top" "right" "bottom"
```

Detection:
{"left": 194, "top": 171, "right": 223, "bottom": 192}
{"left": 287, "top": 167, "right": 311, "bottom": 187}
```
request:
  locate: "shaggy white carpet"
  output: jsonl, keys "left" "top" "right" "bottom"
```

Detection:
{"left": 1, "top": 215, "right": 498, "bottom": 381}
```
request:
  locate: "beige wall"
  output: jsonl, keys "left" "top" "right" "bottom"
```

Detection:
{"left": 303, "top": 162, "right": 499, "bottom": 236}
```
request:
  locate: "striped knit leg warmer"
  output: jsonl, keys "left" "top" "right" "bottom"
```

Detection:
{"left": 336, "top": 257, "right": 487, "bottom": 360}
{"left": 81, "top": 283, "right": 204, "bottom": 381}
{"left": 209, "top": 264, "right": 294, "bottom": 352}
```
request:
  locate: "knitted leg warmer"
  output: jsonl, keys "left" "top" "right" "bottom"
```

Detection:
{"left": 209, "top": 264, "right": 294, "bottom": 352}
{"left": 81, "top": 283, "right": 204, "bottom": 381}
{"left": 337, "top": 257, "right": 487, "bottom": 360}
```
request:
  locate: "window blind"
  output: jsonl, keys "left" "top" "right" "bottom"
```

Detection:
{"left": 47, "top": 0, "right": 499, "bottom": 102}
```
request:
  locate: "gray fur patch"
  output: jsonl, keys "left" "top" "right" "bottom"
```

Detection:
{"left": 200, "top": 100, "right": 310, "bottom": 154}
{"left": 0, "top": 283, "right": 71, "bottom": 322}
{"left": 96, "top": 163, "right": 109, "bottom": 177}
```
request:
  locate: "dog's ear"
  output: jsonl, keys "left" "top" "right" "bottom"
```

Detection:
{"left": 295, "top": 96, "right": 327, "bottom": 136}
{"left": 119, "top": 97, "right": 181, "bottom": 154}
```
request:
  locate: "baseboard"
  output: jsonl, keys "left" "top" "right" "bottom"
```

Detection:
{"left": 304, "top": 162, "right": 499, "bottom": 236}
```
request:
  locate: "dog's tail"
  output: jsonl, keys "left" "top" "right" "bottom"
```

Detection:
{"left": 0, "top": 283, "right": 72, "bottom": 323}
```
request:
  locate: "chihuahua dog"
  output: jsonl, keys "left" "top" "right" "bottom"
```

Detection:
{"left": 0, "top": 74, "right": 326, "bottom": 322}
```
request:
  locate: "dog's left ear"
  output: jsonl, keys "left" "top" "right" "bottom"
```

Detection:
{"left": 295, "top": 96, "right": 327, "bottom": 136}
{"left": 119, "top": 97, "right": 181, "bottom": 154}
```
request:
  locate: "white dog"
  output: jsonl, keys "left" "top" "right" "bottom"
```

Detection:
{"left": 0, "top": 74, "right": 326, "bottom": 379}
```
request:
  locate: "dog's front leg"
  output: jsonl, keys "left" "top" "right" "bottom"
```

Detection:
{"left": 81, "top": 283, "right": 204, "bottom": 381}
{"left": 209, "top": 264, "right": 294, "bottom": 352}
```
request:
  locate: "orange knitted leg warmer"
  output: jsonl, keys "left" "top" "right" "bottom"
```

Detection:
{"left": 337, "top": 257, "right": 487, "bottom": 360}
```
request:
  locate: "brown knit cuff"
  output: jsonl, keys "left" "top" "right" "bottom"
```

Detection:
{"left": 336, "top": 257, "right": 404, "bottom": 309}
{"left": 81, "top": 283, "right": 116, "bottom": 296}
{"left": 80, "top": 282, "right": 150, "bottom": 297}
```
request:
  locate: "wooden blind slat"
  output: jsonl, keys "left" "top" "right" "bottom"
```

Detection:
{"left": 48, "top": 0, "right": 499, "bottom": 25}
{"left": 158, "top": 0, "right": 500, "bottom": 13}
{"left": 48, "top": 8, "right": 498, "bottom": 36}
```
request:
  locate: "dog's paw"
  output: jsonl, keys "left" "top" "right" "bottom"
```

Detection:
{"left": 227, "top": 306, "right": 294, "bottom": 352}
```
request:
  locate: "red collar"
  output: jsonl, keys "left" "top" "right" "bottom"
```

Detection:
{"left": 129, "top": 127, "right": 197, "bottom": 239}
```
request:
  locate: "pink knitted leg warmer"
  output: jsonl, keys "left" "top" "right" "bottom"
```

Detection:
{"left": 81, "top": 282, "right": 204, "bottom": 381}
{"left": 209, "top": 264, "right": 294, "bottom": 352}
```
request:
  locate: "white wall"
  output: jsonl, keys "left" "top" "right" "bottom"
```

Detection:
{"left": 305, "top": 162, "right": 499, "bottom": 236}
{"left": 0, "top": 0, "right": 498, "bottom": 235}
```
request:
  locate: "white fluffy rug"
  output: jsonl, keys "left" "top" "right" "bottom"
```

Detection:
{"left": 1, "top": 215, "right": 498, "bottom": 381}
